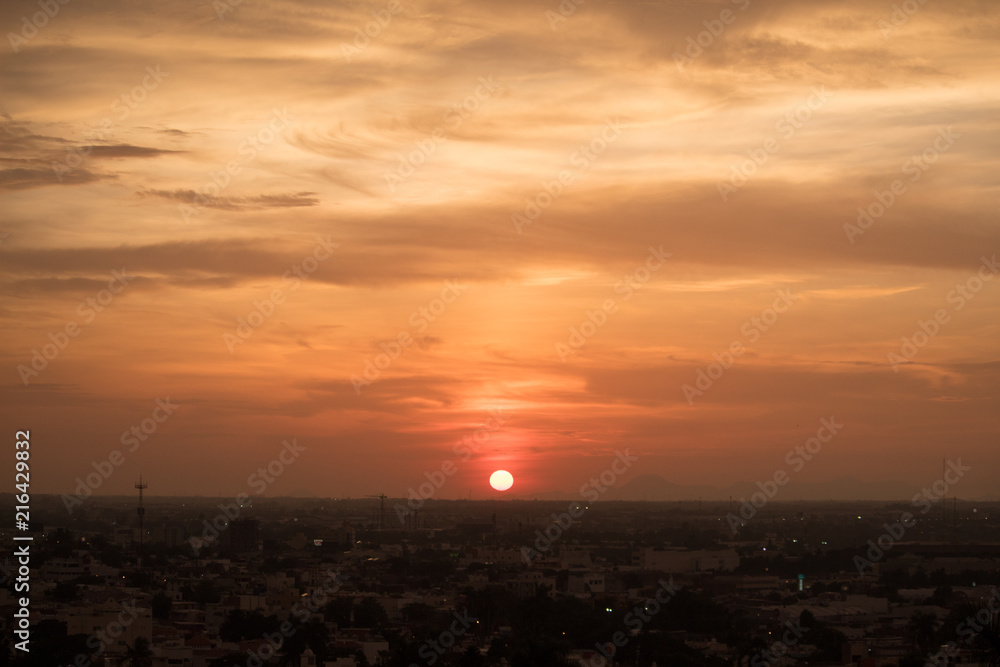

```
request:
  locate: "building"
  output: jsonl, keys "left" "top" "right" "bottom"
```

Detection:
{"left": 228, "top": 519, "right": 260, "bottom": 551}
{"left": 638, "top": 548, "right": 739, "bottom": 572}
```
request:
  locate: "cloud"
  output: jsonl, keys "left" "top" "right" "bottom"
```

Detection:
{"left": 0, "top": 166, "right": 108, "bottom": 190}
{"left": 84, "top": 145, "right": 181, "bottom": 158}
{"left": 0, "top": 121, "right": 180, "bottom": 190}
{"left": 141, "top": 189, "right": 320, "bottom": 210}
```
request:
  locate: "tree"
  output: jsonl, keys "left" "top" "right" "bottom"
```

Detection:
{"left": 220, "top": 610, "right": 280, "bottom": 642}
{"left": 965, "top": 602, "right": 1000, "bottom": 667}
{"left": 191, "top": 580, "right": 220, "bottom": 605}
{"left": 279, "top": 617, "right": 328, "bottom": 667}
{"left": 400, "top": 602, "right": 435, "bottom": 623}
{"left": 460, "top": 645, "right": 485, "bottom": 666}
{"left": 51, "top": 581, "right": 80, "bottom": 603}
{"left": 907, "top": 611, "right": 940, "bottom": 653}
{"left": 801, "top": 616, "right": 847, "bottom": 664}
{"left": 354, "top": 597, "right": 389, "bottom": 628}
{"left": 124, "top": 636, "right": 153, "bottom": 667}
{"left": 15, "top": 619, "right": 89, "bottom": 667}
{"left": 209, "top": 654, "right": 247, "bottom": 667}
{"left": 323, "top": 597, "right": 354, "bottom": 627}
{"left": 151, "top": 592, "right": 173, "bottom": 620}
{"left": 926, "top": 585, "right": 955, "bottom": 608}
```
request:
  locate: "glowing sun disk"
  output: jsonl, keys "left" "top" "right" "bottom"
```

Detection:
{"left": 490, "top": 469, "right": 514, "bottom": 491}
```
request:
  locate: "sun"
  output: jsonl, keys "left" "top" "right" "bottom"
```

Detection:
{"left": 489, "top": 469, "right": 514, "bottom": 491}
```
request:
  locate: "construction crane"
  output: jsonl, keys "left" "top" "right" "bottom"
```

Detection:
{"left": 135, "top": 475, "right": 147, "bottom": 570}
{"left": 366, "top": 493, "right": 387, "bottom": 530}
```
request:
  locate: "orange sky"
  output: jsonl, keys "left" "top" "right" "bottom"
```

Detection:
{"left": 2, "top": 0, "right": 998, "bottom": 501}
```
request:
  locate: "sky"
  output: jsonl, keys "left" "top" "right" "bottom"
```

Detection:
{"left": 1, "top": 0, "right": 998, "bottom": 502}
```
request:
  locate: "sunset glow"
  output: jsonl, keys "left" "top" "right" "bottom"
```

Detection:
{"left": 1, "top": 0, "right": 998, "bottom": 502}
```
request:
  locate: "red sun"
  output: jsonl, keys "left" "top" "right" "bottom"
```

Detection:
{"left": 489, "top": 470, "right": 514, "bottom": 491}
